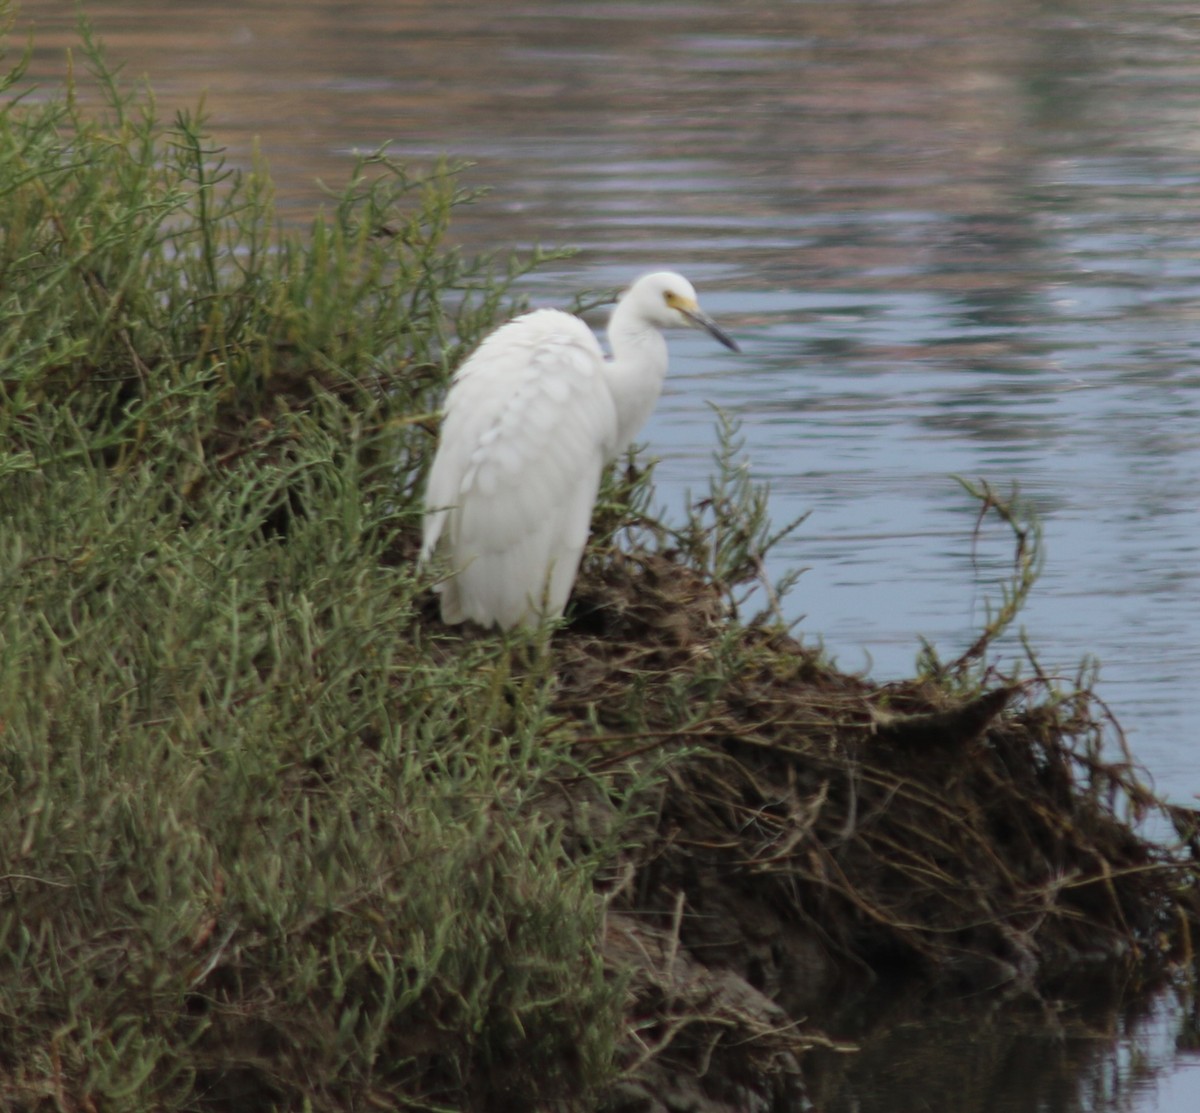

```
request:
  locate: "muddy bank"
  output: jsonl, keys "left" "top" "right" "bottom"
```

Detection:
{"left": 529, "top": 547, "right": 1200, "bottom": 1112}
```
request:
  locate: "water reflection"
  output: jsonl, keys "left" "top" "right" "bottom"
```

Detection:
{"left": 10, "top": 1, "right": 1200, "bottom": 1108}
{"left": 805, "top": 981, "right": 1200, "bottom": 1113}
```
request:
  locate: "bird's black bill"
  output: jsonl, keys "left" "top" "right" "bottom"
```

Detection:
{"left": 683, "top": 307, "right": 741, "bottom": 353}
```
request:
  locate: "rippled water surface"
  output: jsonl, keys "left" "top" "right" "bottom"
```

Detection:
{"left": 13, "top": 1, "right": 1200, "bottom": 1109}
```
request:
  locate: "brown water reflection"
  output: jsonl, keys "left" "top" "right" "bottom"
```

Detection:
{"left": 10, "top": 2, "right": 1200, "bottom": 1110}
{"left": 807, "top": 981, "right": 1200, "bottom": 1113}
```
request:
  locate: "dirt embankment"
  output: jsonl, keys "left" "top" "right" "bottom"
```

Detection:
{"left": 532, "top": 550, "right": 1200, "bottom": 1113}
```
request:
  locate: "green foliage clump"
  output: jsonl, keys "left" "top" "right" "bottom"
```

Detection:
{"left": 0, "top": 17, "right": 616, "bottom": 1112}
{"left": 0, "top": 15, "right": 563, "bottom": 479}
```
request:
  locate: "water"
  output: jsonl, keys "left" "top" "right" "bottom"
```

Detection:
{"left": 808, "top": 983, "right": 1200, "bottom": 1113}
{"left": 11, "top": 1, "right": 1200, "bottom": 1108}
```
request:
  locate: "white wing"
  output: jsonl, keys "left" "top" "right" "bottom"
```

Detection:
{"left": 421, "top": 309, "right": 618, "bottom": 629}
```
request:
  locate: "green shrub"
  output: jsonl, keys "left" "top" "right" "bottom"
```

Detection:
{"left": 0, "top": 14, "right": 617, "bottom": 1111}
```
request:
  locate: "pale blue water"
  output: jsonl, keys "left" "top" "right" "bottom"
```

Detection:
{"left": 13, "top": 1, "right": 1200, "bottom": 1108}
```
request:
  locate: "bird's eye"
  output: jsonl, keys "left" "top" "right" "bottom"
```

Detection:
{"left": 663, "top": 290, "right": 678, "bottom": 307}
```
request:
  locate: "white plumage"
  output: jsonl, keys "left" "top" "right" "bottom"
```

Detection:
{"left": 420, "top": 271, "right": 739, "bottom": 631}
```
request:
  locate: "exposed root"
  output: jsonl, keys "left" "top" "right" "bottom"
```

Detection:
{"left": 537, "top": 545, "right": 1200, "bottom": 1110}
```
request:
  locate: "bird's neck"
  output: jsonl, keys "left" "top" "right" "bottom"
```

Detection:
{"left": 605, "top": 310, "right": 670, "bottom": 453}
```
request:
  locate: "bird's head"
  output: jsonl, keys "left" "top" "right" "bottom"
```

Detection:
{"left": 622, "top": 271, "right": 740, "bottom": 351}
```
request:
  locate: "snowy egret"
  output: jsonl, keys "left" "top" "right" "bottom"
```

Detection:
{"left": 420, "top": 271, "right": 739, "bottom": 631}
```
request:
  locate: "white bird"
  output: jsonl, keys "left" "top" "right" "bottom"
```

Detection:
{"left": 420, "top": 271, "right": 739, "bottom": 631}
